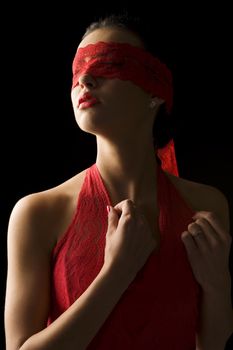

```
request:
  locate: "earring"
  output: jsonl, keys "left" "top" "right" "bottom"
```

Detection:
{"left": 150, "top": 100, "right": 156, "bottom": 109}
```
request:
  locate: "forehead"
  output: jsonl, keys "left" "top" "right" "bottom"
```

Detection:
{"left": 78, "top": 27, "right": 143, "bottom": 49}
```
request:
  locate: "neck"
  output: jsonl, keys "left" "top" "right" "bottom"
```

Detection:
{"left": 96, "top": 136, "right": 158, "bottom": 208}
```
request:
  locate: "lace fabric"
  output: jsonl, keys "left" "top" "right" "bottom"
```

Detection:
{"left": 47, "top": 162, "right": 200, "bottom": 349}
{"left": 157, "top": 139, "right": 179, "bottom": 176}
{"left": 72, "top": 41, "right": 173, "bottom": 113}
{"left": 72, "top": 41, "right": 179, "bottom": 176}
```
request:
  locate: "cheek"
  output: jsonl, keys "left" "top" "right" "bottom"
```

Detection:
{"left": 71, "top": 87, "right": 79, "bottom": 108}
{"left": 114, "top": 91, "right": 148, "bottom": 117}
{"left": 116, "top": 81, "right": 149, "bottom": 107}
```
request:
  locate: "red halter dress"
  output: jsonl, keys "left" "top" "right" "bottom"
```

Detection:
{"left": 47, "top": 162, "right": 200, "bottom": 349}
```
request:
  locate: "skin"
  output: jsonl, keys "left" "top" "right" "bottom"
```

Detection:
{"left": 4, "top": 26, "right": 233, "bottom": 350}
{"left": 71, "top": 27, "right": 164, "bottom": 241}
{"left": 73, "top": 28, "right": 233, "bottom": 349}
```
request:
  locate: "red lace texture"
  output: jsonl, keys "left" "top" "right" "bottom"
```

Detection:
{"left": 47, "top": 162, "right": 200, "bottom": 349}
{"left": 72, "top": 41, "right": 173, "bottom": 113}
{"left": 157, "top": 139, "right": 179, "bottom": 176}
{"left": 72, "top": 41, "right": 179, "bottom": 177}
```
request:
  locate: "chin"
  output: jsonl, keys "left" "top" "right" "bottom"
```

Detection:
{"left": 75, "top": 118, "right": 106, "bottom": 136}
{"left": 75, "top": 111, "right": 112, "bottom": 131}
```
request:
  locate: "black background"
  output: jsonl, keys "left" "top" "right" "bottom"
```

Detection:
{"left": 1, "top": 3, "right": 232, "bottom": 349}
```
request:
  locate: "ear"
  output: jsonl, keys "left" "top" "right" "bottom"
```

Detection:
{"left": 149, "top": 96, "right": 165, "bottom": 109}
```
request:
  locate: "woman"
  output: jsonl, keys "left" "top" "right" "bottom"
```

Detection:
{"left": 4, "top": 14, "right": 233, "bottom": 350}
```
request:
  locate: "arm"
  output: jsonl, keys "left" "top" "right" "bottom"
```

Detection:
{"left": 181, "top": 187, "right": 233, "bottom": 350}
{"left": 20, "top": 266, "right": 127, "bottom": 350}
{"left": 196, "top": 289, "right": 233, "bottom": 350}
{"left": 4, "top": 195, "right": 130, "bottom": 350}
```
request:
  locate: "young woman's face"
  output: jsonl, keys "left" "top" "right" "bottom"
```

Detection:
{"left": 71, "top": 27, "right": 154, "bottom": 139}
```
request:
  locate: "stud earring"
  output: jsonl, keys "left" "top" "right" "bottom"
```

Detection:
{"left": 150, "top": 100, "right": 156, "bottom": 109}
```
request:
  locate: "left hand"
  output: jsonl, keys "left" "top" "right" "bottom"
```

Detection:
{"left": 181, "top": 211, "right": 232, "bottom": 294}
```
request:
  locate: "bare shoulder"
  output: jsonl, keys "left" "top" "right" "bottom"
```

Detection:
{"left": 165, "top": 171, "right": 230, "bottom": 231}
{"left": 5, "top": 169, "right": 88, "bottom": 349}
{"left": 9, "top": 168, "right": 87, "bottom": 251}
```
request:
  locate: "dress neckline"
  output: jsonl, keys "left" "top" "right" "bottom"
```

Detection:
{"left": 92, "top": 161, "right": 164, "bottom": 254}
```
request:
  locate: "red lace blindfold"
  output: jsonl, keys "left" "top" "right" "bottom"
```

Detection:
{"left": 72, "top": 41, "right": 178, "bottom": 176}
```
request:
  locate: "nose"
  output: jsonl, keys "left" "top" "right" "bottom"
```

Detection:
{"left": 78, "top": 74, "right": 97, "bottom": 89}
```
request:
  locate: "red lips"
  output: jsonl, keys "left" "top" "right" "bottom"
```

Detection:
{"left": 78, "top": 92, "right": 99, "bottom": 108}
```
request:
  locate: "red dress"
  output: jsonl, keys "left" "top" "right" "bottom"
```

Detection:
{"left": 47, "top": 162, "right": 200, "bottom": 349}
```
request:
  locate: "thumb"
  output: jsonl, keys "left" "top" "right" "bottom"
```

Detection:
{"left": 107, "top": 205, "right": 119, "bottom": 230}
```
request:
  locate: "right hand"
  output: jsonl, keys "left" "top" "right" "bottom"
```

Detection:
{"left": 103, "top": 199, "right": 157, "bottom": 282}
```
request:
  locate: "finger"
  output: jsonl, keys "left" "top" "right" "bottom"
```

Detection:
{"left": 113, "top": 199, "right": 126, "bottom": 213}
{"left": 107, "top": 206, "right": 121, "bottom": 230}
{"left": 187, "top": 222, "right": 205, "bottom": 238}
{"left": 181, "top": 231, "right": 200, "bottom": 259}
{"left": 114, "top": 198, "right": 134, "bottom": 210}
{"left": 192, "top": 211, "right": 229, "bottom": 241}
{"left": 186, "top": 223, "right": 208, "bottom": 252}
{"left": 113, "top": 199, "right": 132, "bottom": 215}
{"left": 194, "top": 218, "right": 220, "bottom": 244}
{"left": 114, "top": 199, "right": 136, "bottom": 218}
{"left": 188, "top": 222, "right": 209, "bottom": 245}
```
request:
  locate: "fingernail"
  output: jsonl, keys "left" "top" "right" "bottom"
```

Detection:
{"left": 107, "top": 205, "right": 113, "bottom": 214}
{"left": 181, "top": 231, "right": 188, "bottom": 239}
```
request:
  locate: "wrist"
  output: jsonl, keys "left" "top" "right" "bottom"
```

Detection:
{"left": 202, "top": 287, "right": 232, "bottom": 308}
{"left": 202, "top": 273, "right": 232, "bottom": 297}
{"left": 100, "top": 263, "right": 133, "bottom": 290}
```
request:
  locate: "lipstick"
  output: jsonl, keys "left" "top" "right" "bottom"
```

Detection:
{"left": 78, "top": 91, "right": 100, "bottom": 109}
{"left": 79, "top": 98, "right": 99, "bottom": 109}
